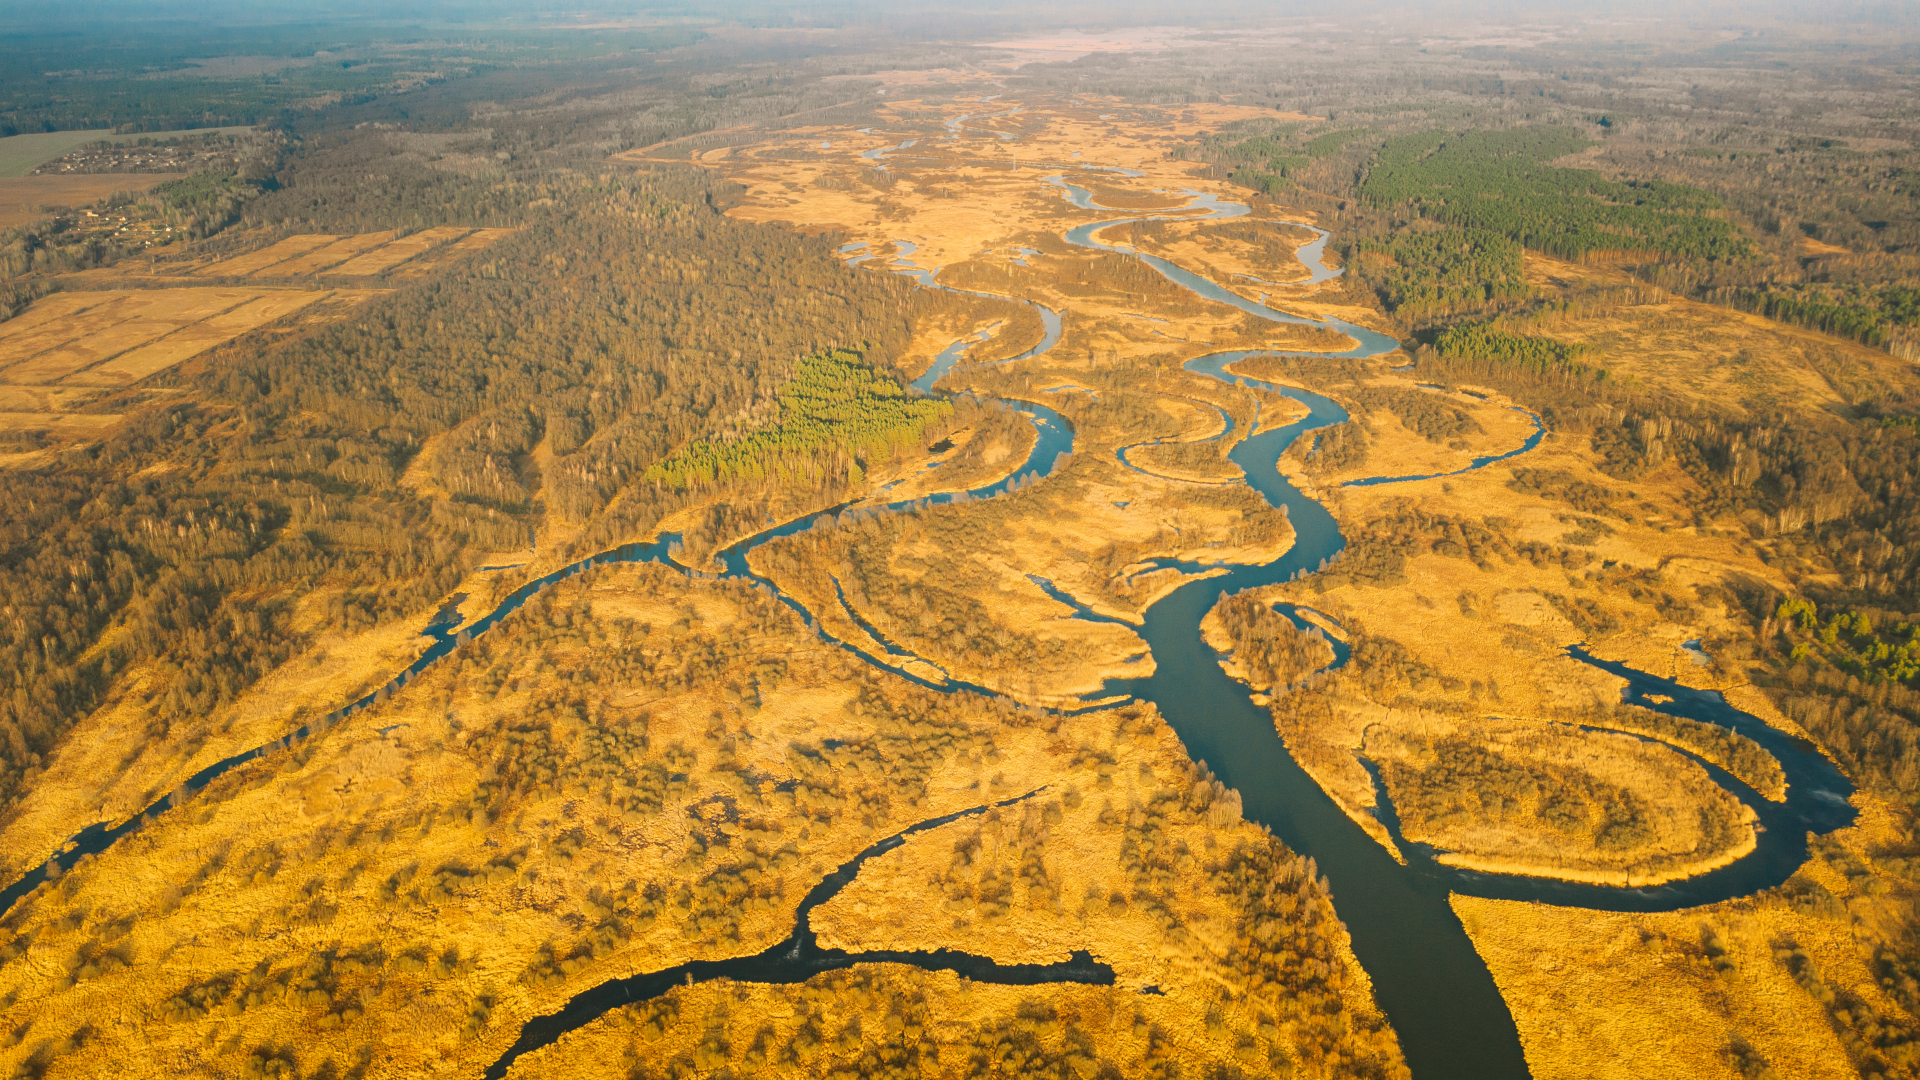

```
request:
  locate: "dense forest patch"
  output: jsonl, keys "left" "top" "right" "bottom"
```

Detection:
{"left": 1360, "top": 127, "right": 1750, "bottom": 265}
{"left": 1345, "top": 226, "right": 1530, "bottom": 316}
{"left": 1434, "top": 321, "right": 1606, "bottom": 383}
{"left": 643, "top": 348, "right": 953, "bottom": 490}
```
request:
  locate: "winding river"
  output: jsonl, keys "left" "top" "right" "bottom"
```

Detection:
{"left": 0, "top": 166, "right": 1859, "bottom": 1080}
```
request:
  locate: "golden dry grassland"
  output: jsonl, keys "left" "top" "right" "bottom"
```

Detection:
{"left": 1520, "top": 253, "right": 1884, "bottom": 418}
{"left": 1456, "top": 891, "right": 1867, "bottom": 1080}
{"left": 641, "top": 82, "right": 1912, "bottom": 951}
{"left": 1205, "top": 307, "right": 1905, "bottom": 866}
{"left": 1118, "top": 216, "right": 1323, "bottom": 289}
{"left": 0, "top": 562, "right": 1404, "bottom": 1080}
{"left": 0, "top": 98, "right": 1425, "bottom": 1080}
{"left": 613, "top": 97, "right": 1368, "bottom": 708}
{"left": 1455, "top": 795, "right": 1920, "bottom": 1080}
{"left": 395, "top": 90, "right": 1920, "bottom": 1078}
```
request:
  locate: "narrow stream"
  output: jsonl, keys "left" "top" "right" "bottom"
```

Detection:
{"left": 0, "top": 165, "right": 1859, "bottom": 1080}
{"left": 482, "top": 791, "right": 1112, "bottom": 1080}
{"left": 1113, "top": 396, "right": 1237, "bottom": 485}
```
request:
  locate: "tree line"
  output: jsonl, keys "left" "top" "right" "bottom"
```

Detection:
{"left": 1706, "top": 285, "right": 1920, "bottom": 358}
{"left": 1433, "top": 321, "right": 1608, "bottom": 383}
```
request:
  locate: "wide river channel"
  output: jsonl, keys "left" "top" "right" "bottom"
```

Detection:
{"left": 0, "top": 172, "right": 1858, "bottom": 1080}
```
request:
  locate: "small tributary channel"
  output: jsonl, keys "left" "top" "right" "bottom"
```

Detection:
{"left": 482, "top": 791, "right": 1112, "bottom": 1080}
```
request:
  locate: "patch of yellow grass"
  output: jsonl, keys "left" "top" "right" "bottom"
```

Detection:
{"left": 1455, "top": 894, "right": 1866, "bottom": 1080}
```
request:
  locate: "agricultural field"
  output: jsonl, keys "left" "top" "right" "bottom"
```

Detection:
{"left": 0, "top": 286, "right": 380, "bottom": 455}
{"left": 190, "top": 227, "right": 516, "bottom": 280}
{"left": 0, "top": 221, "right": 511, "bottom": 458}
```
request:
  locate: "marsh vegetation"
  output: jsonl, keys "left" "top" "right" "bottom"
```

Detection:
{"left": 1, "top": 7, "right": 1919, "bottom": 1079}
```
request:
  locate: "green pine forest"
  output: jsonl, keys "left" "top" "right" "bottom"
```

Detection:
{"left": 644, "top": 349, "right": 952, "bottom": 491}
{"left": 1357, "top": 127, "right": 1749, "bottom": 264}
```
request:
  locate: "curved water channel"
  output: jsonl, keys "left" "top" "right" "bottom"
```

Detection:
{"left": 482, "top": 790, "right": 1114, "bottom": 1080}
{"left": 0, "top": 166, "right": 1858, "bottom": 1080}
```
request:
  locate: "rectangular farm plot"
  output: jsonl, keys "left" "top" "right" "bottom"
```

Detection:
{"left": 0, "top": 292, "right": 136, "bottom": 362}
{"left": 126, "top": 287, "right": 265, "bottom": 323}
{"left": 0, "top": 384, "right": 104, "bottom": 413}
{"left": 0, "top": 287, "right": 265, "bottom": 383}
{"left": 326, "top": 226, "right": 472, "bottom": 276}
{"left": 185, "top": 226, "right": 508, "bottom": 283}
{"left": 196, "top": 235, "right": 339, "bottom": 278}
{"left": 0, "top": 291, "right": 124, "bottom": 342}
{"left": 251, "top": 231, "right": 397, "bottom": 277}
{"left": 2, "top": 316, "right": 189, "bottom": 384}
{"left": 0, "top": 412, "right": 122, "bottom": 437}
{"left": 450, "top": 227, "right": 519, "bottom": 250}
{"left": 72, "top": 290, "right": 332, "bottom": 385}
{"left": 0, "top": 287, "right": 317, "bottom": 389}
{"left": 391, "top": 227, "right": 518, "bottom": 277}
